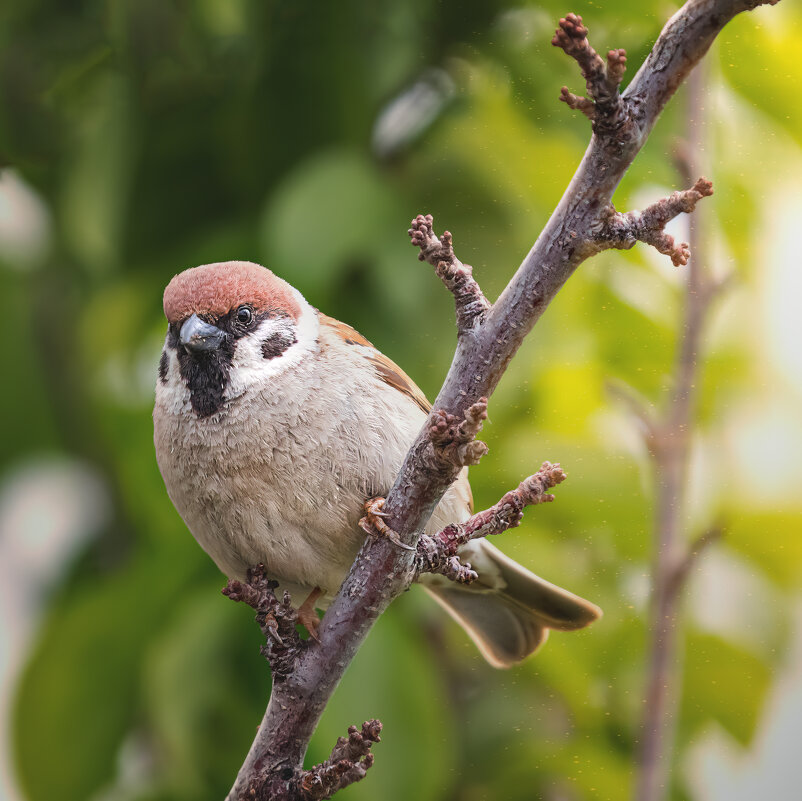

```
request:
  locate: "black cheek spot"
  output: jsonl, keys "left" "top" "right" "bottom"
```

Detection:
{"left": 158, "top": 351, "right": 169, "bottom": 384}
{"left": 261, "top": 331, "right": 297, "bottom": 360}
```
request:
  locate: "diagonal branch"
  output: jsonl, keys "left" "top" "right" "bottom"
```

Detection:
{"left": 360, "top": 399, "right": 490, "bottom": 555}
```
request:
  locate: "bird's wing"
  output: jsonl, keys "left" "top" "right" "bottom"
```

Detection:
{"left": 319, "top": 314, "right": 475, "bottom": 514}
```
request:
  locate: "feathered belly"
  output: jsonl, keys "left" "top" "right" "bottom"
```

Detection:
{"left": 156, "top": 424, "right": 367, "bottom": 596}
{"left": 154, "top": 382, "right": 468, "bottom": 601}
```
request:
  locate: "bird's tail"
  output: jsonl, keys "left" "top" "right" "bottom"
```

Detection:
{"left": 422, "top": 539, "right": 601, "bottom": 668}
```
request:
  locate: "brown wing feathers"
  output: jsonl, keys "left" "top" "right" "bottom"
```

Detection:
{"left": 364, "top": 352, "right": 431, "bottom": 415}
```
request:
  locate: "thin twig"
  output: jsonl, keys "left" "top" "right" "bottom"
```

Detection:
{"left": 606, "top": 379, "right": 660, "bottom": 453}
{"left": 409, "top": 214, "right": 491, "bottom": 333}
{"left": 298, "top": 721, "right": 382, "bottom": 800}
{"left": 552, "top": 13, "right": 628, "bottom": 131}
{"left": 595, "top": 178, "right": 714, "bottom": 266}
{"left": 666, "top": 525, "right": 724, "bottom": 602}
{"left": 222, "top": 565, "right": 305, "bottom": 681}
{"left": 416, "top": 462, "right": 567, "bottom": 583}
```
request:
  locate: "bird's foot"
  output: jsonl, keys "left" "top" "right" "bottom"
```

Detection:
{"left": 297, "top": 586, "right": 323, "bottom": 642}
{"left": 359, "top": 497, "right": 415, "bottom": 551}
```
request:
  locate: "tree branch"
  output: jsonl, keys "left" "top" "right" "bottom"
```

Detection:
{"left": 666, "top": 524, "right": 724, "bottom": 603}
{"left": 409, "top": 214, "right": 490, "bottom": 333}
{"left": 222, "top": 565, "right": 305, "bottom": 681}
{"left": 552, "top": 13, "right": 628, "bottom": 131}
{"left": 594, "top": 178, "right": 714, "bottom": 266}
{"left": 426, "top": 398, "right": 489, "bottom": 473}
{"left": 417, "top": 462, "right": 567, "bottom": 583}
{"left": 632, "top": 58, "right": 728, "bottom": 801}
{"left": 226, "top": 3, "right": 781, "bottom": 798}
{"left": 606, "top": 379, "right": 660, "bottom": 454}
{"left": 298, "top": 721, "right": 382, "bottom": 801}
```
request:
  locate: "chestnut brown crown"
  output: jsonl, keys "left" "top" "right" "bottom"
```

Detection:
{"left": 163, "top": 261, "right": 301, "bottom": 324}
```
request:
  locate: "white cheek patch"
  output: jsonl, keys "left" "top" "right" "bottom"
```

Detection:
{"left": 155, "top": 339, "right": 192, "bottom": 415}
{"left": 225, "top": 293, "right": 319, "bottom": 399}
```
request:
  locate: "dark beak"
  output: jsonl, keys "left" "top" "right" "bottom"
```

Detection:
{"left": 180, "top": 314, "right": 226, "bottom": 353}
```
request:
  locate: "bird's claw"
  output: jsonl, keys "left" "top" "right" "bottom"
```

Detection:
{"left": 297, "top": 587, "right": 323, "bottom": 642}
{"left": 359, "top": 497, "right": 415, "bottom": 551}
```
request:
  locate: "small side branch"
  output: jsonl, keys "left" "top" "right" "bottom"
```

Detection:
{"left": 298, "top": 721, "right": 382, "bottom": 801}
{"left": 409, "top": 214, "right": 491, "bottom": 333}
{"left": 666, "top": 525, "right": 724, "bottom": 602}
{"left": 606, "top": 379, "right": 659, "bottom": 454}
{"left": 558, "top": 88, "right": 596, "bottom": 121}
{"left": 552, "top": 13, "right": 627, "bottom": 130}
{"left": 417, "top": 462, "right": 567, "bottom": 582}
{"left": 594, "top": 177, "right": 714, "bottom": 266}
{"left": 222, "top": 564, "right": 304, "bottom": 681}
{"left": 427, "top": 397, "right": 490, "bottom": 472}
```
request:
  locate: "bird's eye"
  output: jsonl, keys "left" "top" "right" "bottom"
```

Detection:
{"left": 236, "top": 306, "right": 253, "bottom": 326}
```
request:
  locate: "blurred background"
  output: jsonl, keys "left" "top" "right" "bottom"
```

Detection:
{"left": 1, "top": 1, "right": 801, "bottom": 800}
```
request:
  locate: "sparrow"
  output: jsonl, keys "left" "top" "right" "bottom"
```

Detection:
{"left": 154, "top": 260, "right": 601, "bottom": 667}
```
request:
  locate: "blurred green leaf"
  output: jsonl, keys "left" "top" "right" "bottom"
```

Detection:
{"left": 680, "top": 631, "right": 770, "bottom": 745}
{"left": 13, "top": 553, "right": 191, "bottom": 801}
{"left": 726, "top": 511, "right": 802, "bottom": 590}
{"left": 718, "top": 9, "right": 802, "bottom": 149}
{"left": 142, "top": 587, "right": 267, "bottom": 799}
{"left": 260, "top": 149, "right": 401, "bottom": 298}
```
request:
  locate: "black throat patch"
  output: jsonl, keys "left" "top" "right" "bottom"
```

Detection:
{"left": 176, "top": 338, "right": 236, "bottom": 418}
{"left": 166, "top": 310, "right": 238, "bottom": 419}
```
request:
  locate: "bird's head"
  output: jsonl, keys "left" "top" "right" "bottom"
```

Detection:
{"left": 158, "top": 261, "right": 317, "bottom": 418}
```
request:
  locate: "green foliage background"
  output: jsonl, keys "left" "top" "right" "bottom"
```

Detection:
{"left": 1, "top": 1, "right": 801, "bottom": 800}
